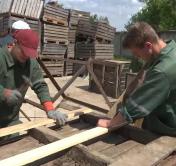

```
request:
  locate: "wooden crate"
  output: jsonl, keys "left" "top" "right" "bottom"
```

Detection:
{"left": 76, "top": 43, "right": 114, "bottom": 60}
{"left": 41, "top": 43, "right": 67, "bottom": 59}
{"left": 77, "top": 20, "right": 116, "bottom": 43}
{"left": 96, "top": 22, "right": 116, "bottom": 42}
{"left": 41, "top": 58, "right": 64, "bottom": 77}
{"left": 89, "top": 60, "right": 131, "bottom": 98}
{"left": 77, "top": 20, "right": 97, "bottom": 38}
{"left": 0, "top": 0, "right": 43, "bottom": 19}
{"left": 42, "top": 23, "right": 68, "bottom": 45}
{"left": 69, "top": 9, "right": 90, "bottom": 26}
{"left": 43, "top": 4, "right": 69, "bottom": 26}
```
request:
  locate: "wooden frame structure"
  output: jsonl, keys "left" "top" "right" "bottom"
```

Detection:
{"left": 24, "top": 57, "right": 114, "bottom": 114}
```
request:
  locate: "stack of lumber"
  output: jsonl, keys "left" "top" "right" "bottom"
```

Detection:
{"left": 0, "top": 0, "right": 43, "bottom": 19}
{"left": 76, "top": 43, "right": 114, "bottom": 59}
{"left": 89, "top": 60, "right": 131, "bottom": 98}
{"left": 41, "top": 4, "right": 69, "bottom": 76}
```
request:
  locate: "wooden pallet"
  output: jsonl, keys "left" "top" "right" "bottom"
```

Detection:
{"left": 0, "top": 111, "right": 176, "bottom": 166}
{"left": 42, "top": 23, "right": 68, "bottom": 45}
{"left": 43, "top": 15, "right": 68, "bottom": 26}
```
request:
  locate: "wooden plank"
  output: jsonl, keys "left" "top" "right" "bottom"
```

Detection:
{"left": 14, "top": 0, "right": 20, "bottom": 14}
{"left": 24, "top": 0, "right": 30, "bottom": 16}
{"left": 27, "top": 0, "right": 33, "bottom": 17}
{"left": 0, "top": 108, "right": 93, "bottom": 138}
{"left": 37, "top": 1, "right": 43, "bottom": 19}
{"left": 110, "top": 136, "right": 176, "bottom": 166}
{"left": 33, "top": 0, "right": 40, "bottom": 18}
{"left": 0, "top": 127, "right": 109, "bottom": 166}
{"left": 30, "top": 0, "right": 36, "bottom": 17}
{"left": 17, "top": 0, "right": 24, "bottom": 15}
{"left": 0, "top": 119, "right": 54, "bottom": 138}
{"left": 11, "top": 0, "right": 17, "bottom": 13}
{"left": 20, "top": 0, "right": 27, "bottom": 15}
{"left": 29, "top": 126, "right": 113, "bottom": 165}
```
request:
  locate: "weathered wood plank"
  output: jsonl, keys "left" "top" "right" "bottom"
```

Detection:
{"left": 110, "top": 136, "right": 176, "bottom": 166}
{"left": 17, "top": 0, "right": 24, "bottom": 15}
{"left": 37, "top": 1, "right": 43, "bottom": 19}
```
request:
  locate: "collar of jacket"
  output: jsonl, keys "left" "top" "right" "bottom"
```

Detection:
{"left": 147, "top": 40, "right": 176, "bottom": 68}
{"left": 3, "top": 46, "right": 15, "bottom": 68}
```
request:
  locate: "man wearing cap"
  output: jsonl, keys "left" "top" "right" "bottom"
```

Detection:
{"left": 0, "top": 29, "right": 67, "bottom": 139}
{"left": 0, "top": 20, "right": 30, "bottom": 47}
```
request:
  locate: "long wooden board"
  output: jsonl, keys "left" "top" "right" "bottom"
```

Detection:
{"left": 0, "top": 127, "right": 109, "bottom": 166}
{"left": 0, "top": 108, "right": 93, "bottom": 138}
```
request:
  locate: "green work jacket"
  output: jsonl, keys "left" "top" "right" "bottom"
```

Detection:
{"left": 0, "top": 47, "right": 51, "bottom": 123}
{"left": 120, "top": 40, "right": 176, "bottom": 136}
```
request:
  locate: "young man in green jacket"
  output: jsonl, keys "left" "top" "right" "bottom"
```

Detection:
{"left": 0, "top": 30, "right": 67, "bottom": 132}
{"left": 98, "top": 22, "right": 176, "bottom": 136}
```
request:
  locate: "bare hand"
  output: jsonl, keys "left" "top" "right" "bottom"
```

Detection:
{"left": 97, "top": 119, "right": 111, "bottom": 128}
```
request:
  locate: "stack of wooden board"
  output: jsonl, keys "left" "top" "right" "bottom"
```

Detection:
{"left": 41, "top": 4, "right": 69, "bottom": 76}
{"left": 0, "top": 0, "right": 43, "bottom": 19}
{"left": 89, "top": 60, "right": 131, "bottom": 98}
{"left": 76, "top": 43, "right": 114, "bottom": 59}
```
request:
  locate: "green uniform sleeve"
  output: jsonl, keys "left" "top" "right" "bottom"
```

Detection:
{"left": 0, "top": 58, "right": 5, "bottom": 103}
{"left": 30, "top": 60, "right": 52, "bottom": 103}
{"left": 119, "top": 69, "right": 170, "bottom": 122}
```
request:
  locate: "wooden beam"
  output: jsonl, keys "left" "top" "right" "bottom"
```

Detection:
{"left": 0, "top": 108, "right": 93, "bottom": 138}
{"left": 0, "top": 127, "right": 109, "bottom": 166}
